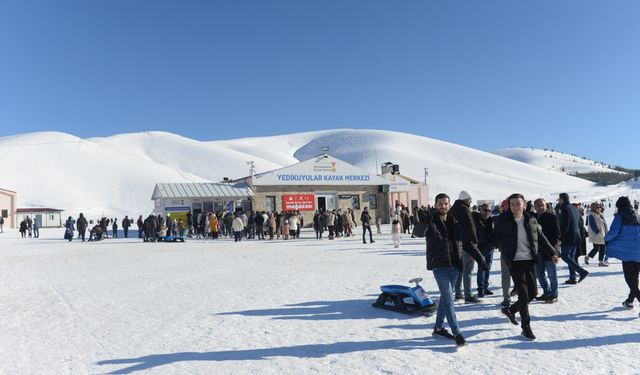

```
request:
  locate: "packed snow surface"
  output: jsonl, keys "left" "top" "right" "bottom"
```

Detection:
{"left": 1, "top": 227, "right": 639, "bottom": 374}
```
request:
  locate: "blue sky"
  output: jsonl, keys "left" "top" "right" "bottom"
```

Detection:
{"left": 1, "top": 1, "right": 639, "bottom": 167}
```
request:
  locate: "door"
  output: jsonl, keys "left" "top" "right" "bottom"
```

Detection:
{"left": 317, "top": 197, "right": 327, "bottom": 211}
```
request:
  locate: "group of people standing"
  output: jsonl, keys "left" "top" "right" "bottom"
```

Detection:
{"left": 422, "top": 189, "right": 640, "bottom": 347}
{"left": 18, "top": 216, "right": 40, "bottom": 238}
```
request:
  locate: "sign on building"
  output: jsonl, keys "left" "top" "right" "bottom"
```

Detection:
{"left": 283, "top": 194, "right": 316, "bottom": 211}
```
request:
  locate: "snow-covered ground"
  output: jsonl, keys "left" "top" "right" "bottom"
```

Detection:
{"left": 1, "top": 227, "right": 639, "bottom": 375}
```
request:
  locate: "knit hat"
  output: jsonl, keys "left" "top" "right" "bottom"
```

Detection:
{"left": 459, "top": 190, "right": 472, "bottom": 200}
{"left": 616, "top": 196, "right": 631, "bottom": 209}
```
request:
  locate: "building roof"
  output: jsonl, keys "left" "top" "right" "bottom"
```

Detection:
{"left": 16, "top": 208, "right": 63, "bottom": 213}
{"left": 0, "top": 187, "right": 17, "bottom": 195}
{"left": 152, "top": 182, "right": 254, "bottom": 200}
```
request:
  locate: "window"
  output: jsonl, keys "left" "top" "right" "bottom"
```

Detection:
{"left": 50, "top": 215, "right": 54, "bottom": 220}
{"left": 1, "top": 209, "right": 7, "bottom": 218}
{"left": 351, "top": 196, "right": 360, "bottom": 210}
{"left": 369, "top": 195, "right": 377, "bottom": 209}
{"left": 266, "top": 196, "right": 276, "bottom": 212}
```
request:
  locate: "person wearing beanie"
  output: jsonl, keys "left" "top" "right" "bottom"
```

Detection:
{"left": 557, "top": 193, "right": 589, "bottom": 284}
{"left": 451, "top": 190, "right": 482, "bottom": 303}
{"left": 605, "top": 196, "right": 640, "bottom": 309}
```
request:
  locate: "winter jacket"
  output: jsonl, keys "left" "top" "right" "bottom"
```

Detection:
{"left": 360, "top": 211, "right": 372, "bottom": 226}
{"left": 535, "top": 211, "right": 561, "bottom": 261}
{"left": 587, "top": 212, "right": 607, "bottom": 245}
{"left": 450, "top": 199, "right": 478, "bottom": 250}
{"left": 472, "top": 212, "right": 494, "bottom": 252}
{"left": 77, "top": 215, "right": 88, "bottom": 232}
{"left": 558, "top": 202, "right": 581, "bottom": 245}
{"left": 210, "top": 216, "right": 218, "bottom": 233}
{"left": 490, "top": 211, "right": 557, "bottom": 265}
{"left": 604, "top": 207, "right": 640, "bottom": 262}
{"left": 232, "top": 217, "right": 244, "bottom": 232}
{"left": 327, "top": 212, "right": 336, "bottom": 226}
{"left": 255, "top": 213, "right": 264, "bottom": 227}
{"left": 424, "top": 209, "right": 486, "bottom": 271}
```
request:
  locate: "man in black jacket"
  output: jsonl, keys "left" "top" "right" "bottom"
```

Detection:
{"left": 558, "top": 193, "right": 589, "bottom": 284}
{"left": 451, "top": 191, "right": 481, "bottom": 303}
{"left": 361, "top": 207, "right": 375, "bottom": 244}
{"left": 492, "top": 193, "right": 558, "bottom": 340}
{"left": 425, "top": 193, "right": 488, "bottom": 347}
{"left": 534, "top": 199, "right": 561, "bottom": 302}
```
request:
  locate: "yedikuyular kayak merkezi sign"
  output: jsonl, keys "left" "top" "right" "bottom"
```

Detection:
{"left": 252, "top": 155, "right": 389, "bottom": 186}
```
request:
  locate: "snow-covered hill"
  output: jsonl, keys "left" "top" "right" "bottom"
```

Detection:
{"left": 493, "top": 147, "right": 622, "bottom": 175}
{"left": 1, "top": 130, "right": 598, "bottom": 218}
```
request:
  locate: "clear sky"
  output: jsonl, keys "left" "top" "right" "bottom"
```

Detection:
{"left": 1, "top": 1, "right": 639, "bottom": 167}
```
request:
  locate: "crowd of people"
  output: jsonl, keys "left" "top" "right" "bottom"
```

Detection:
{"left": 419, "top": 190, "right": 640, "bottom": 347}
{"left": 9, "top": 190, "right": 640, "bottom": 349}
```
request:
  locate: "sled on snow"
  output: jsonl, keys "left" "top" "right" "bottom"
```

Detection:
{"left": 372, "top": 278, "right": 438, "bottom": 316}
{"left": 157, "top": 235, "right": 185, "bottom": 242}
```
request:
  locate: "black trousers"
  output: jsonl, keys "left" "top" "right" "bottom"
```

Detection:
{"left": 623, "top": 261, "right": 640, "bottom": 304}
{"left": 588, "top": 244, "right": 606, "bottom": 261}
{"left": 362, "top": 225, "right": 373, "bottom": 242}
{"left": 508, "top": 260, "right": 537, "bottom": 328}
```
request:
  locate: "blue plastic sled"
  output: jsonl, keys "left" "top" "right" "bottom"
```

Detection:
{"left": 372, "top": 278, "right": 438, "bottom": 316}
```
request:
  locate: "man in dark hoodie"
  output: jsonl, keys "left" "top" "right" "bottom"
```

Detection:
{"left": 451, "top": 190, "right": 481, "bottom": 303}
{"left": 424, "top": 193, "right": 488, "bottom": 347}
{"left": 557, "top": 193, "right": 589, "bottom": 284}
{"left": 492, "top": 193, "right": 558, "bottom": 341}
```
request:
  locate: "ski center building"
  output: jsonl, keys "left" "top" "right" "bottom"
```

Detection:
{"left": 237, "top": 154, "right": 400, "bottom": 225}
{"left": 150, "top": 155, "right": 429, "bottom": 226}
{"left": 151, "top": 182, "right": 254, "bottom": 223}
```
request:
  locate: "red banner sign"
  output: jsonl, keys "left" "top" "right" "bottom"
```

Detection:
{"left": 283, "top": 194, "right": 316, "bottom": 211}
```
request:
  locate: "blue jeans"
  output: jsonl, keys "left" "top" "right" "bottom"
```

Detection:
{"left": 234, "top": 231, "right": 243, "bottom": 242}
{"left": 536, "top": 257, "right": 558, "bottom": 297}
{"left": 477, "top": 249, "right": 494, "bottom": 292}
{"left": 433, "top": 267, "right": 461, "bottom": 336}
{"left": 455, "top": 251, "right": 475, "bottom": 297}
{"left": 561, "top": 244, "right": 586, "bottom": 280}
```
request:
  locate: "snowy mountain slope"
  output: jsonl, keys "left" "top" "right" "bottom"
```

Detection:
{"left": 1, "top": 129, "right": 598, "bottom": 218}
{"left": 0, "top": 132, "right": 208, "bottom": 218}
{"left": 494, "top": 147, "right": 623, "bottom": 175}
{"left": 88, "top": 131, "right": 284, "bottom": 182}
